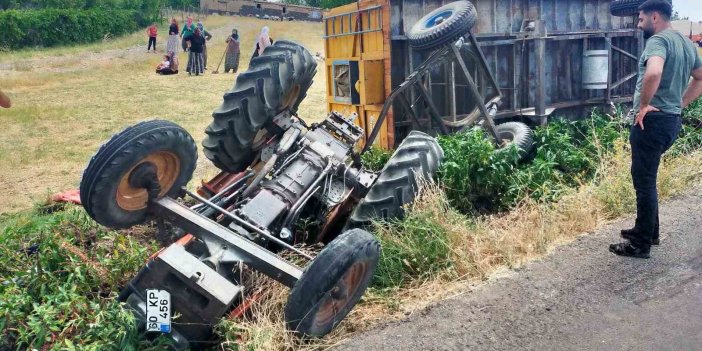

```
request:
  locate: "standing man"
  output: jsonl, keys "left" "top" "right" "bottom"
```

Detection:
{"left": 147, "top": 22, "right": 158, "bottom": 53}
{"left": 610, "top": 0, "right": 702, "bottom": 258}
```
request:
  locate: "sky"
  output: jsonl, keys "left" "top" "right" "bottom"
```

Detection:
{"left": 673, "top": 0, "right": 702, "bottom": 22}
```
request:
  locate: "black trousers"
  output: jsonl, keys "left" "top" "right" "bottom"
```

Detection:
{"left": 629, "top": 112, "right": 682, "bottom": 247}
{"left": 148, "top": 37, "right": 157, "bottom": 50}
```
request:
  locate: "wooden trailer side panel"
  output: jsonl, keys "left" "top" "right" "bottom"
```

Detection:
{"left": 324, "top": 0, "right": 393, "bottom": 149}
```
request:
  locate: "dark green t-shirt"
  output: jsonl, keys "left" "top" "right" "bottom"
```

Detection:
{"left": 633, "top": 29, "right": 702, "bottom": 115}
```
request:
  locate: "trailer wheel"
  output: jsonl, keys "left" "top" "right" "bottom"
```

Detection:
{"left": 407, "top": 1, "right": 477, "bottom": 50}
{"left": 80, "top": 120, "right": 197, "bottom": 229}
{"left": 610, "top": 0, "right": 671, "bottom": 17}
{"left": 494, "top": 121, "right": 534, "bottom": 161}
{"left": 285, "top": 228, "right": 379, "bottom": 337}
{"left": 346, "top": 131, "right": 443, "bottom": 228}
{"left": 202, "top": 41, "right": 317, "bottom": 173}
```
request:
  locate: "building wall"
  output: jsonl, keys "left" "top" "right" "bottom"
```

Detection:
{"left": 200, "top": 0, "right": 322, "bottom": 21}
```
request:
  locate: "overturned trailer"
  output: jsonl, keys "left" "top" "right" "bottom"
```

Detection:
{"left": 324, "top": 0, "right": 642, "bottom": 148}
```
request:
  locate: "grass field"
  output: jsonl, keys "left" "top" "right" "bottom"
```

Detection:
{"left": 0, "top": 15, "right": 326, "bottom": 213}
{"left": 3, "top": 18, "right": 702, "bottom": 351}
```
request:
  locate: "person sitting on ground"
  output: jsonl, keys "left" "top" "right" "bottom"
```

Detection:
{"left": 156, "top": 51, "right": 178, "bottom": 75}
{"left": 224, "top": 29, "right": 240, "bottom": 74}
{"left": 0, "top": 89, "right": 10, "bottom": 108}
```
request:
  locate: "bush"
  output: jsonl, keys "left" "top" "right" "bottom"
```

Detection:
{"left": 438, "top": 112, "right": 626, "bottom": 213}
{"left": 0, "top": 207, "right": 169, "bottom": 350}
{"left": 0, "top": 8, "right": 139, "bottom": 49}
{"left": 361, "top": 145, "right": 392, "bottom": 172}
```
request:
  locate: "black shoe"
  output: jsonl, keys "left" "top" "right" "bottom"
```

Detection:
{"left": 609, "top": 242, "right": 650, "bottom": 259}
{"left": 620, "top": 228, "right": 660, "bottom": 245}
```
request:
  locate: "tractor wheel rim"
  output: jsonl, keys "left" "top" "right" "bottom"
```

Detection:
{"left": 116, "top": 151, "right": 181, "bottom": 211}
{"left": 312, "top": 260, "right": 369, "bottom": 330}
{"left": 425, "top": 10, "right": 454, "bottom": 28}
{"left": 499, "top": 131, "right": 515, "bottom": 147}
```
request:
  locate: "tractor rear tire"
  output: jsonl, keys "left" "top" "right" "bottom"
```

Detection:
{"left": 202, "top": 41, "right": 317, "bottom": 173}
{"left": 494, "top": 121, "right": 534, "bottom": 162}
{"left": 407, "top": 1, "right": 477, "bottom": 50}
{"left": 285, "top": 228, "right": 380, "bottom": 337}
{"left": 347, "top": 131, "right": 443, "bottom": 228}
{"left": 80, "top": 120, "right": 197, "bottom": 229}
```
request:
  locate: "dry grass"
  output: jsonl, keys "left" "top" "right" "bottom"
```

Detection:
{"left": 0, "top": 16, "right": 326, "bottom": 213}
{"left": 220, "top": 144, "right": 702, "bottom": 350}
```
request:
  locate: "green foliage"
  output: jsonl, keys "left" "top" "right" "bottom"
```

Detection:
{"left": 372, "top": 208, "right": 454, "bottom": 290}
{"left": 361, "top": 146, "right": 392, "bottom": 172}
{"left": 0, "top": 207, "right": 167, "bottom": 350}
{"left": 669, "top": 98, "right": 702, "bottom": 156}
{"left": 0, "top": 8, "right": 139, "bottom": 49}
{"left": 438, "top": 112, "right": 627, "bottom": 213}
{"left": 320, "top": 0, "right": 355, "bottom": 9}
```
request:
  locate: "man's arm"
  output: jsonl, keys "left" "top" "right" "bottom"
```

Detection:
{"left": 682, "top": 66, "right": 702, "bottom": 109}
{"left": 639, "top": 56, "right": 665, "bottom": 108}
{"left": 634, "top": 56, "right": 665, "bottom": 129}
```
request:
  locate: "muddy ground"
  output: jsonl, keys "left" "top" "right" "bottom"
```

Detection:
{"left": 336, "top": 188, "right": 702, "bottom": 351}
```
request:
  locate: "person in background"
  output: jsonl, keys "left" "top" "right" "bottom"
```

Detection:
{"left": 186, "top": 29, "right": 206, "bottom": 76}
{"left": 146, "top": 22, "right": 158, "bottom": 53}
{"left": 156, "top": 51, "right": 179, "bottom": 75}
{"left": 610, "top": 0, "right": 702, "bottom": 258}
{"left": 196, "top": 20, "right": 213, "bottom": 70}
{"left": 180, "top": 17, "right": 196, "bottom": 52}
{"left": 251, "top": 26, "right": 273, "bottom": 61}
{"left": 156, "top": 54, "right": 171, "bottom": 72}
{"left": 0, "top": 89, "right": 10, "bottom": 108}
{"left": 166, "top": 18, "right": 179, "bottom": 55}
{"left": 224, "top": 29, "right": 241, "bottom": 73}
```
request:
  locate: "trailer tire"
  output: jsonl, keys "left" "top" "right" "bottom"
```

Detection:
{"left": 347, "top": 131, "right": 443, "bottom": 228}
{"left": 407, "top": 1, "right": 477, "bottom": 50}
{"left": 202, "top": 41, "right": 317, "bottom": 173}
{"left": 494, "top": 121, "right": 534, "bottom": 162}
{"left": 80, "top": 120, "right": 197, "bottom": 229}
{"left": 610, "top": 0, "right": 671, "bottom": 17}
{"left": 285, "top": 228, "right": 380, "bottom": 337}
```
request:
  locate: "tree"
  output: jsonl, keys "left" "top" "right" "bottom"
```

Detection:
{"left": 321, "top": 0, "right": 354, "bottom": 9}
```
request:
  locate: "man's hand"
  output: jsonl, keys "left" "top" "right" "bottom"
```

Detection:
{"left": 635, "top": 105, "right": 660, "bottom": 130}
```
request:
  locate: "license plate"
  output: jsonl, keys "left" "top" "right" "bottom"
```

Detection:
{"left": 146, "top": 289, "right": 171, "bottom": 333}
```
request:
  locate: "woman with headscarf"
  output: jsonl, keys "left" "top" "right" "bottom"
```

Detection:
{"left": 180, "top": 17, "right": 196, "bottom": 52}
{"left": 186, "top": 29, "right": 206, "bottom": 76}
{"left": 224, "top": 29, "right": 241, "bottom": 74}
{"left": 166, "top": 18, "right": 179, "bottom": 55}
{"left": 251, "top": 26, "right": 273, "bottom": 61}
{"left": 196, "top": 20, "right": 213, "bottom": 69}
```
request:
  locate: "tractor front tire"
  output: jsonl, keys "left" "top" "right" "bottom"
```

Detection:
{"left": 202, "top": 41, "right": 317, "bottom": 173}
{"left": 80, "top": 120, "right": 197, "bottom": 229}
{"left": 347, "top": 131, "right": 444, "bottom": 228}
{"left": 285, "top": 228, "right": 380, "bottom": 337}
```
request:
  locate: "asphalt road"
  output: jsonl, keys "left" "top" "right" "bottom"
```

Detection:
{"left": 336, "top": 190, "right": 702, "bottom": 351}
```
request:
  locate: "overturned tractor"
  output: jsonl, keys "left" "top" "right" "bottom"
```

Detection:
{"left": 79, "top": 40, "right": 443, "bottom": 349}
